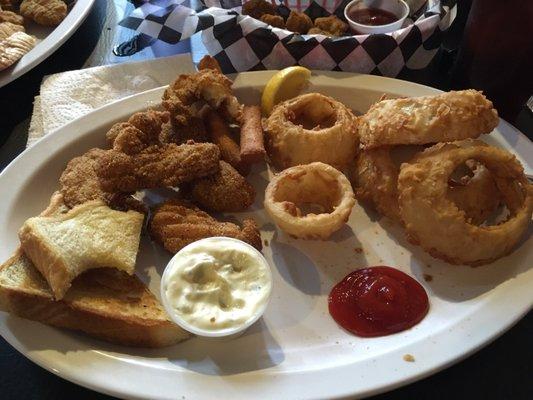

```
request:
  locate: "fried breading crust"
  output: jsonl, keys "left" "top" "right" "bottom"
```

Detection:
{"left": 150, "top": 200, "right": 262, "bottom": 252}
{"left": 95, "top": 143, "right": 221, "bottom": 193}
{"left": 313, "top": 15, "right": 348, "bottom": 36}
{"left": 286, "top": 11, "right": 313, "bottom": 34}
{"left": 59, "top": 148, "right": 147, "bottom": 213}
{"left": 162, "top": 69, "right": 243, "bottom": 143}
{"left": 241, "top": 0, "right": 276, "bottom": 20}
{"left": 59, "top": 148, "right": 107, "bottom": 208}
{"left": 191, "top": 161, "right": 256, "bottom": 212}
{"left": 20, "top": 0, "right": 67, "bottom": 26}
{"left": 360, "top": 90, "right": 499, "bottom": 149}
{"left": 106, "top": 109, "right": 170, "bottom": 154}
{"left": 260, "top": 14, "right": 285, "bottom": 28}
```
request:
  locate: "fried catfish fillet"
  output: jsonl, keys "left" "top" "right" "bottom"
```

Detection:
{"left": 59, "top": 148, "right": 147, "bottom": 212}
{"left": 162, "top": 69, "right": 243, "bottom": 143}
{"left": 106, "top": 109, "right": 171, "bottom": 153}
{"left": 150, "top": 199, "right": 262, "bottom": 252}
{"left": 190, "top": 161, "right": 256, "bottom": 212}
{"left": 95, "top": 143, "right": 221, "bottom": 193}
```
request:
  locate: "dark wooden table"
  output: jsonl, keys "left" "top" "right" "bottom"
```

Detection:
{"left": 0, "top": 1, "right": 531, "bottom": 398}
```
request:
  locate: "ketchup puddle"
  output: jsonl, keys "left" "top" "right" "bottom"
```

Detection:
{"left": 328, "top": 266, "right": 429, "bottom": 337}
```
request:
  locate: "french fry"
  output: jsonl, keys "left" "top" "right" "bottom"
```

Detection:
{"left": 206, "top": 111, "right": 250, "bottom": 175}
{"left": 240, "top": 105, "right": 265, "bottom": 164}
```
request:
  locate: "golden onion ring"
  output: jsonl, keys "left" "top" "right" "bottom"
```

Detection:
{"left": 351, "top": 144, "right": 501, "bottom": 225}
{"left": 264, "top": 93, "right": 358, "bottom": 171}
{"left": 398, "top": 140, "right": 532, "bottom": 266}
{"left": 264, "top": 162, "right": 356, "bottom": 239}
{"left": 359, "top": 90, "right": 499, "bottom": 149}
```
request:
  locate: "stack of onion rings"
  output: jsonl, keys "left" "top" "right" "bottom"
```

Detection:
{"left": 398, "top": 140, "right": 532, "bottom": 266}
{"left": 264, "top": 162, "right": 355, "bottom": 239}
{"left": 264, "top": 93, "right": 358, "bottom": 171}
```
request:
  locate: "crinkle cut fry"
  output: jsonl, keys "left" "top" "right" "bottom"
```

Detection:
{"left": 95, "top": 142, "right": 221, "bottom": 193}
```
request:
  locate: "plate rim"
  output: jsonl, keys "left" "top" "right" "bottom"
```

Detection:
{"left": 0, "top": 0, "right": 96, "bottom": 89}
{"left": 0, "top": 71, "right": 532, "bottom": 400}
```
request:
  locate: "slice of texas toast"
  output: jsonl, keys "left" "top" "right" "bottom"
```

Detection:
{"left": 0, "top": 193, "right": 190, "bottom": 347}
{"left": 19, "top": 199, "right": 144, "bottom": 299}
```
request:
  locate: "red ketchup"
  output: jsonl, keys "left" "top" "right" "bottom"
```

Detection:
{"left": 328, "top": 267, "right": 429, "bottom": 337}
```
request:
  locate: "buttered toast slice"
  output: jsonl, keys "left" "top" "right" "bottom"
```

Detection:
{"left": 0, "top": 193, "right": 190, "bottom": 347}
{"left": 0, "top": 250, "right": 190, "bottom": 347}
{"left": 19, "top": 199, "right": 144, "bottom": 299}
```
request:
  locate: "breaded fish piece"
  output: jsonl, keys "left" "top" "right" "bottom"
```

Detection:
{"left": 95, "top": 143, "right": 221, "bottom": 193}
{"left": 59, "top": 148, "right": 147, "bottom": 212}
{"left": 162, "top": 68, "right": 243, "bottom": 143}
{"left": 106, "top": 109, "right": 170, "bottom": 154}
{"left": 150, "top": 199, "right": 262, "bottom": 252}
{"left": 59, "top": 148, "right": 108, "bottom": 208}
{"left": 191, "top": 161, "right": 256, "bottom": 212}
{"left": 359, "top": 90, "right": 499, "bottom": 149}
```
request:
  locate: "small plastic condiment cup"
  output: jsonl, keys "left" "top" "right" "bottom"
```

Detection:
{"left": 344, "top": 0, "right": 410, "bottom": 35}
{"left": 160, "top": 237, "right": 273, "bottom": 340}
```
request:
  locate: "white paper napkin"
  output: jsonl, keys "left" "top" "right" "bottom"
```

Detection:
{"left": 28, "top": 53, "right": 196, "bottom": 147}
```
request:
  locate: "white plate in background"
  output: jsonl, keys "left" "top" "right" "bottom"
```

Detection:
{"left": 0, "top": 0, "right": 95, "bottom": 89}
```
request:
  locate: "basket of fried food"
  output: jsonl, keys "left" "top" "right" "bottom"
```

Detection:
{"left": 203, "top": 0, "right": 454, "bottom": 74}
{"left": 119, "top": 0, "right": 455, "bottom": 75}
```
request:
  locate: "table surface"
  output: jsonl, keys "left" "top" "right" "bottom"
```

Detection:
{"left": 0, "top": 1, "right": 531, "bottom": 399}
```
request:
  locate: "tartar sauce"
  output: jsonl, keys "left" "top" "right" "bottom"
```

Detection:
{"left": 161, "top": 238, "right": 272, "bottom": 334}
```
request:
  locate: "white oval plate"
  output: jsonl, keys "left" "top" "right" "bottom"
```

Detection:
{"left": 0, "top": 72, "right": 531, "bottom": 400}
{"left": 0, "top": 0, "right": 95, "bottom": 89}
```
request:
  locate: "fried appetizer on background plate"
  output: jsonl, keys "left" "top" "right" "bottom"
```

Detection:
{"left": 20, "top": 0, "right": 67, "bottom": 26}
{"left": 150, "top": 199, "right": 262, "bottom": 252}
{"left": 359, "top": 90, "right": 499, "bottom": 149}
{"left": 0, "top": 30, "right": 35, "bottom": 71}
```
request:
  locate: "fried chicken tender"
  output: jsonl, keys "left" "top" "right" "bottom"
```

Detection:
{"left": 242, "top": 0, "right": 276, "bottom": 20}
{"left": 106, "top": 109, "right": 170, "bottom": 154}
{"left": 0, "top": 0, "right": 19, "bottom": 10}
{"left": 162, "top": 69, "right": 243, "bottom": 143}
{"left": 20, "top": 0, "right": 67, "bottom": 26}
{"left": 191, "top": 161, "right": 256, "bottom": 212}
{"left": 95, "top": 143, "right": 221, "bottom": 193}
{"left": 0, "top": 11, "right": 24, "bottom": 25}
{"left": 260, "top": 14, "right": 285, "bottom": 28}
{"left": 313, "top": 15, "right": 348, "bottom": 36}
{"left": 59, "top": 148, "right": 147, "bottom": 212}
{"left": 150, "top": 199, "right": 262, "bottom": 252}
{"left": 286, "top": 11, "right": 313, "bottom": 34}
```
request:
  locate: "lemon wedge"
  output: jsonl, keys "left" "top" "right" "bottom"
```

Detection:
{"left": 261, "top": 66, "right": 311, "bottom": 116}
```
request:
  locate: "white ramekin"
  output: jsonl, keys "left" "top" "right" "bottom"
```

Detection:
{"left": 160, "top": 237, "right": 272, "bottom": 340}
{"left": 344, "top": 0, "right": 410, "bottom": 35}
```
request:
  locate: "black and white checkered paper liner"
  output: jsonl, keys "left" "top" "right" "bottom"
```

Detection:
{"left": 120, "top": 0, "right": 456, "bottom": 76}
